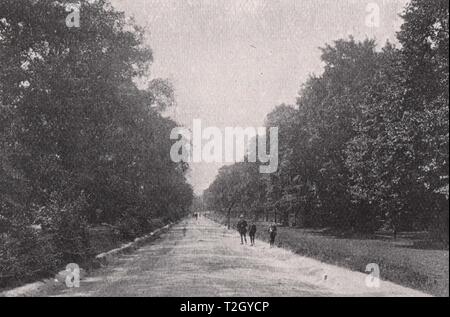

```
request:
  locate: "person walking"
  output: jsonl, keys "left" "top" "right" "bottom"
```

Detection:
{"left": 249, "top": 223, "right": 257, "bottom": 246}
{"left": 237, "top": 215, "right": 248, "bottom": 245}
{"left": 268, "top": 223, "right": 277, "bottom": 248}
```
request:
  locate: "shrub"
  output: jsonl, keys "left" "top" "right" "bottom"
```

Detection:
{"left": 0, "top": 227, "right": 59, "bottom": 288}
{"left": 36, "top": 192, "right": 91, "bottom": 264}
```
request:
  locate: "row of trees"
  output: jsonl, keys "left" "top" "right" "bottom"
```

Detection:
{"left": 205, "top": 0, "right": 448, "bottom": 241}
{"left": 0, "top": 0, "right": 193, "bottom": 286}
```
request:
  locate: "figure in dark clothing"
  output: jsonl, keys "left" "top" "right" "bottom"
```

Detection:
{"left": 237, "top": 215, "right": 248, "bottom": 245}
{"left": 268, "top": 223, "right": 277, "bottom": 248}
{"left": 249, "top": 224, "right": 257, "bottom": 246}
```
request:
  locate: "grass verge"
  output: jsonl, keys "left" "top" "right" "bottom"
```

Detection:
{"left": 206, "top": 212, "right": 449, "bottom": 297}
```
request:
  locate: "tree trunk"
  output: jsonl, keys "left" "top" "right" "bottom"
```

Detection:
{"left": 283, "top": 205, "right": 290, "bottom": 227}
{"left": 294, "top": 206, "right": 301, "bottom": 227}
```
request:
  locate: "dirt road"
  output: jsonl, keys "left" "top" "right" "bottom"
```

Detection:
{"left": 44, "top": 217, "right": 428, "bottom": 297}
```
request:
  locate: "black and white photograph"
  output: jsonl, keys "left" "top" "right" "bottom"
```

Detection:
{"left": 0, "top": 0, "right": 448, "bottom": 300}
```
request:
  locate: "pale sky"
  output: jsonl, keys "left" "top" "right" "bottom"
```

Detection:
{"left": 111, "top": 0, "right": 409, "bottom": 195}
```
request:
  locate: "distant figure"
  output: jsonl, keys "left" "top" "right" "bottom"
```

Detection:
{"left": 237, "top": 215, "right": 248, "bottom": 245}
{"left": 268, "top": 223, "right": 277, "bottom": 248}
{"left": 249, "top": 223, "right": 257, "bottom": 246}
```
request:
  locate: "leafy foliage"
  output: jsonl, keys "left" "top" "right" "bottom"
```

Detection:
{"left": 0, "top": 0, "right": 193, "bottom": 287}
{"left": 205, "top": 0, "right": 449, "bottom": 240}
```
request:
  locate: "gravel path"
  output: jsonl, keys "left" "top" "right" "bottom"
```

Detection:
{"left": 42, "top": 217, "right": 429, "bottom": 297}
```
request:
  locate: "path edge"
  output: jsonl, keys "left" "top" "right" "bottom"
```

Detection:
{"left": 0, "top": 222, "right": 174, "bottom": 297}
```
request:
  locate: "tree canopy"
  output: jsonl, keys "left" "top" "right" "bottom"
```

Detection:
{"left": 0, "top": 0, "right": 193, "bottom": 286}
{"left": 205, "top": 0, "right": 449, "bottom": 240}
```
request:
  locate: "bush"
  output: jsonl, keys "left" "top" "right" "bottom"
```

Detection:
{"left": 0, "top": 192, "right": 92, "bottom": 289}
{"left": 36, "top": 193, "right": 91, "bottom": 264}
{"left": 0, "top": 228, "right": 59, "bottom": 288}
{"left": 115, "top": 208, "right": 168, "bottom": 240}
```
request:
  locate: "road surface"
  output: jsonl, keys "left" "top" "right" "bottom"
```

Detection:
{"left": 43, "top": 217, "right": 427, "bottom": 297}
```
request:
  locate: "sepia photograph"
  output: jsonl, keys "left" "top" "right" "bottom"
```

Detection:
{"left": 0, "top": 0, "right": 448, "bottom": 301}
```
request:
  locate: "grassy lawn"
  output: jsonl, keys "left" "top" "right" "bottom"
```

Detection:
{"left": 207, "top": 213, "right": 449, "bottom": 297}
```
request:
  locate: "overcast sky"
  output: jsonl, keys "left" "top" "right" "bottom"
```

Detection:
{"left": 111, "top": 0, "right": 409, "bottom": 195}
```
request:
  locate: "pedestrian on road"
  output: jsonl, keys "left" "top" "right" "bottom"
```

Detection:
{"left": 249, "top": 223, "right": 257, "bottom": 246}
{"left": 237, "top": 215, "right": 248, "bottom": 245}
{"left": 268, "top": 223, "right": 277, "bottom": 248}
